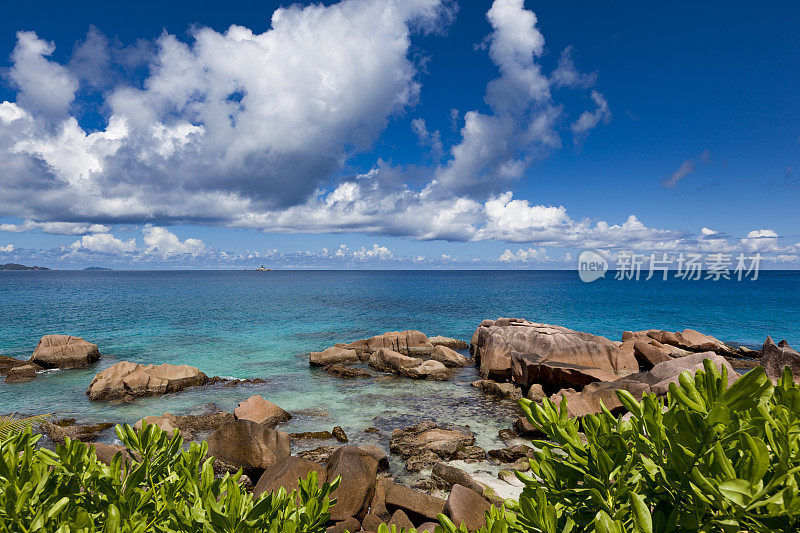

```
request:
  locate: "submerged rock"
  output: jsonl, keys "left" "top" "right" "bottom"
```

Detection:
{"left": 31, "top": 335, "right": 100, "bottom": 369}
{"left": 41, "top": 420, "right": 114, "bottom": 443}
{"left": 323, "top": 364, "right": 372, "bottom": 378}
{"left": 86, "top": 361, "right": 210, "bottom": 400}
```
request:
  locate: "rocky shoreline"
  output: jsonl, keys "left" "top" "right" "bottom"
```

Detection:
{"left": 2, "top": 321, "right": 799, "bottom": 532}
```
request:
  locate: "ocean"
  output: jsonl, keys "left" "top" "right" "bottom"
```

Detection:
{"left": 1, "top": 270, "right": 798, "bottom": 480}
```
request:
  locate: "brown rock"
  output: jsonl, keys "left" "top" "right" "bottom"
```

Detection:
{"left": 310, "top": 346, "right": 359, "bottom": 366}
{"left": 431, "top": 462, "right": 485, "bottom": 494}
{"left": 361, "top": 513, "right": 384, "bottom": 531}
{"left": 369, "top": 477, "right": 394, "bottom": 521}
{"left": 30, "top": 335, "right": 100, "bottom": 369}
{"left": 487, "top": 444, "right": 534, "bottom": 463}
{"left": 388, "top": 510, "right": 413, "bottom": 530}
{"left": 0, "top": 355, "right": 41, "bottom": 377}
{"left": 633, "top": 338, "right": 673, "bottom": 368}
{"left": 472, "top": 319, "right": 637, "bottom": 381}
{"left": 385, "top": 483, "right": 446, "bottom": 523}
{"left": 86, "top": 361, "right": 209, "bottom": 400}
{"left": 206, "top": 419, "right": 290, "bottom": 472}
{"left": 429, "top": 345, "right": 469, "bottom": 367}
{"left": 134, "top": 413, "right": 180, "bottom": 434}
{"left": 471, "top": 379, "right": 522, "bottom": 399}
{"left": 92, "top": 443, "right": 128, "bottom": 465}
{"left": 332, "top": 426, "right": 348, "bottom": 442}
{"left": 233, "top": 395, "right": 291, "bottom": 428}
{"left": 513, "top": 416, "right": 542, "bottom": 438}
{"left": 324, "top": 364, "right": 372, "bottom": 378}
{"left": 297, "top": 445, "right": 339, "bottom": 464}
{"left": 253, "top": 456, "right": 327, "bottom": 497}
{"left": 511, "top": 353, "right": 621, "bottom": 394}
{"left": 390, "top": 422, "right": 475, "bottom": 461}
{"left": 526, "top": 383, "right": 545, "bottom": 401}
{"left": 5, "top": 364, "right": 37, "bottom": 383}
{"left": 444, "top": 485, "right": 491, "bottom": 531}
{"left": 428, "top": 336, "right": 469, "bottom": 350}
{"left": 417, "top": 522, "right": 439, "bottom": 533}
{"left": 369, "top": 349, "right": 451, "bottom": 380}
{"left": 327, "top": 517, "right": 360, "bottom": 533}
{"left": 289, "top": 430, "right": 335, "bottom": 440}
{"left": 761, "top": 336, "right": 800, "bottom": 383}
{"left": 326, "top": 446, "right": 379, "bottom": 521}
{"left": 41, "top": 420, "right": 114, "bottom": 443}
{"left": 359, "top": 444, "right": 389, "bottom": 471}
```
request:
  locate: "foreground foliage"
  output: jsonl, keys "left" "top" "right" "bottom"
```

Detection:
{"left": 0, "top": 422, "right": 338, "bottom": 532}
{"left": 498, "top": 362, "right": 800, "bottom": 532}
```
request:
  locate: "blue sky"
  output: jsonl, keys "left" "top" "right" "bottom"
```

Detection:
{"left": 0, "top": 0, "right": 798, "bottom": 269}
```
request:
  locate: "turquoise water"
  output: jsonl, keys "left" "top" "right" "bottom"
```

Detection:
{"left": 1, "top": 270, "right": 799, "bottom": 470}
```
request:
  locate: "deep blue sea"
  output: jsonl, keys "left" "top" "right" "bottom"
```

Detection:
{"left": 1, "top": 270, "right": 798, "bottom": 475}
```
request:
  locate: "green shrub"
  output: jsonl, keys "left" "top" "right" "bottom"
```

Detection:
{"left": 501, "top": 362, "right": 800, "bottom": 532}
{"left": 0, "top": 421, "right": 338, "bottom": 532}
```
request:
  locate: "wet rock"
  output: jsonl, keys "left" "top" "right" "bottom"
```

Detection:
{"left": 429, "top": 345, "right": 469, "bottom": 367}
{"left": 332, "top": 426, "right": 348, "bottom": 442}
{"left": 513, "top": 416, "right": 542, "bottom": 438}
{"left": 289, "top": 430, "right": 335, "bottom": 440}
{"left": 206, "top": 419, "right": 290, "bottom": 473}
{"left": 385, "top": 482, "right": 446, "bottom": 523}
{"left": 233, "top": 395, "right": 292, "bottom": 428}
{"left": 5, "top": 364, "right": 37, "bottom": 383}
{"left": 444, "top": 485, "right": 491, "bottom": 532}
{"left": 488, "top": 444, "right": 534, "bottom": 463}
{"left": 471, "top": 379, "right": 522, "bottom": 399}
{"left": 86, "top": 361, "right": 210, "bottom": 400}
{"left": 253, "top": 456, "right": 326, "bottom": 497}
{"left": 297, "top": 445, "right": 339, "bottom": 464}
{"left": 761, "top": 336, "right": 800, "bottom": 383}
{"left": 0, "top": 355, "right": 41, "bottom": 378}
{"left": 390, "top": 422, "right": 475, "bottom": 462}
{"left": 326, "top": 446, "right": 379, "bottom": 521}
{"left": 428, "top": 336, "right": 469, "bottom": 350}
{"left": 455, "top": 445, "right": 486, "bottom": 462}
{"left": 323, "top": 364, "right": 372, "bottom": 378}
{"left": 310, "top": 346, "right": 359, "bottom": 366}
{"left": 405, "top": 450, "right": 441, "bottom": 472}
{"left": 30, "top": 335, "right": 100, "bottom": 369}
{"left": 472, "top": 319, "right": 637, "bottom": 381}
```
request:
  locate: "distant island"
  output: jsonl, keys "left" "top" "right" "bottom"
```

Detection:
{"left": 0, "top": 263, "right": 50, "bottom": 271}
{"left": 83, "top": 267, "right": 113, "bottom": 271}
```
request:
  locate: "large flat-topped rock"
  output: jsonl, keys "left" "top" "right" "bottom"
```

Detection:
{"left": 471, "top": 318, "right": 637, "bottom": 381}
{"left": 86, "top": 361, "right": 210, "bottom": 400}
{"left": 31, "top": 335, "right": 100, "bottom": 369}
